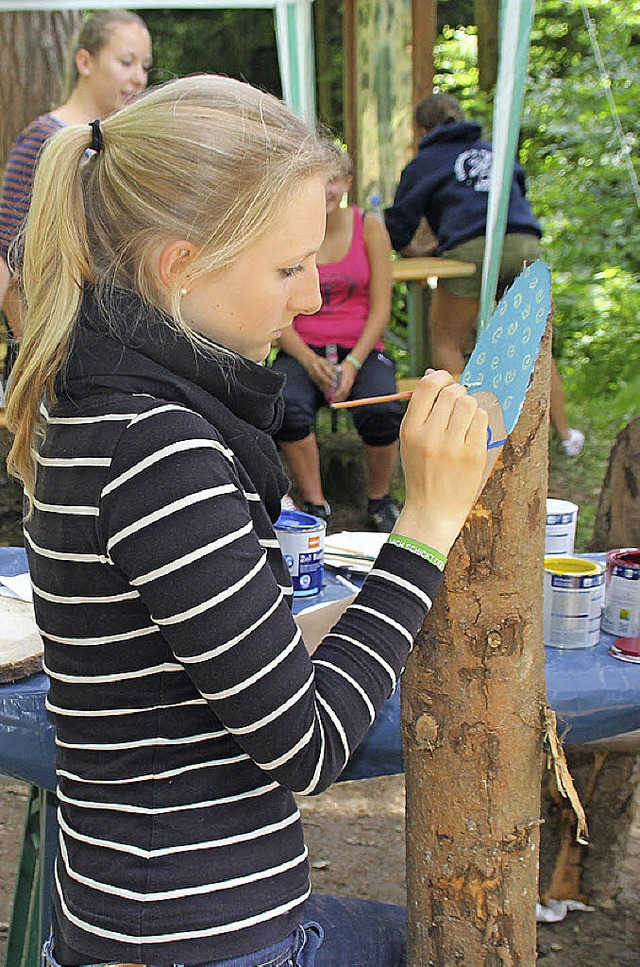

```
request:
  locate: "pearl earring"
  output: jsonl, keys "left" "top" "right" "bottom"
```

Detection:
{"left": 180, "top": 288, "right": 188, "bottom": 297}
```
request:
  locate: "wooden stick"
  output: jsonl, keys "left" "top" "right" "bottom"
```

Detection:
{"left": 330, "top": 381, "right": 482, "bottom": 410}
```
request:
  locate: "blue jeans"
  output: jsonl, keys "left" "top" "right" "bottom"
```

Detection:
{"left": 43, "top": 895, "right": 406, "bottom": 967}
{"left": 305, "top": 896, "right": 406, "bottom": 966}
{"left": 42, "top": 923, "right": 323, "bottom": 967}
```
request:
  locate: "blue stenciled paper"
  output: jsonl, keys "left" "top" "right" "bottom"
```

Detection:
{"left": 462, "top": 260, "right": 552, "bottom": 436}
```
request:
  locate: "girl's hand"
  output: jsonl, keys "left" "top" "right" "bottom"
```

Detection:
{"left": 305, "top": 353, "right": 338, "bottom": 395}
{"left": 331, "top": 360, "right": 357, "bottom": 404}
{"left": 395, "top": 370, "right": 488, "bottom": 556}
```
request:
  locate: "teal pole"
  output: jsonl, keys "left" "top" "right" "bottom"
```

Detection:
{"left": 478, "top": 0, "right": 536, "bottom": 331}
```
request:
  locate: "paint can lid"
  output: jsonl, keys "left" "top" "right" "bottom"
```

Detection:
{"left": 544, "top": 556, "right": 601, "bottom": 576}
{"left": 275, "top": 509, "right": 326, "bottom": 531}
{"left": 608, "top": 637, "right": 640, "bottom": 663}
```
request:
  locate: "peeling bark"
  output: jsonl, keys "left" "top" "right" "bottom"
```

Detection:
{"left": 403, "top": 325, "right": 552, "bottom": 965}
{"left": 540, "top": 748, "right": 639, "bottom": 907}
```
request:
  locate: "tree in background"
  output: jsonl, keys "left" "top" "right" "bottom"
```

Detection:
{"left": 474, "top": 0, "right": 498, "bottom": 92}
{"left": 523, "top": 0, "right": 639, "bottom": 410}
{"left": 0, "top": 10, "right": 82, "bottom": 170}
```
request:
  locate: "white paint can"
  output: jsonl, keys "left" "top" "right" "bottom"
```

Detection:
{"left": 274, "top": 509, "right": 325, "bottom": 597}
{"left": 543, "top": 556, "right": 605, "bottom": 649}
{"left": 545, "top": 498, "right": 579, "bottom": 557}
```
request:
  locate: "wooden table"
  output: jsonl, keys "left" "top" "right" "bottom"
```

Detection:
{"left": 390, "top": 256, "right": 476, "bottom": 375}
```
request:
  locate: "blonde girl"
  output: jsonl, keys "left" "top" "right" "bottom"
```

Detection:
{"left": 7, "top": 75, "right": 487, "bottom": 965}
{"left": 0, "top": 8, "right": 152, "bottom": 346}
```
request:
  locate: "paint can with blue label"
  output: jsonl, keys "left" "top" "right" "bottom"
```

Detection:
{"left": 545, "top": 498, "right": 578, "bottom": 557}
{"left": 602, "top": 548, "right": 640, "bottom": 638}
{"left": 274, "top": 509, "right": 325, "bottom": 597}
{"left": 543, "top": 556, "right": 605, "bottom": 649}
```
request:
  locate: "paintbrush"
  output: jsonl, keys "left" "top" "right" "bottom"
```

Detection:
{"left": 330, "top": 381, "right": 483, "bottom": 409}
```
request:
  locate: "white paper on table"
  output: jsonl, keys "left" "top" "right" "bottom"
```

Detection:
{"left": 0, "top": 573, "right": 33, "bottom": 602}
{"left": 323, "top": 531, "right": 388, "bottom": 573}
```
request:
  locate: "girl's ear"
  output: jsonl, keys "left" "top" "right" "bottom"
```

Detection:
{"left": 158, "top": 240, "right": 196, "bottom": 290}
{"left": 75, "top": 48, "right": 92, "bottom": 78}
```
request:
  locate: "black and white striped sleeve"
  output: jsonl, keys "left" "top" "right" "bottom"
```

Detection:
{"left": 98, "top": 406, "right": 443, "bottom": 794}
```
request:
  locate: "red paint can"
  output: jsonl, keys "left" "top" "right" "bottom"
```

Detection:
{"left": 602, "top": 548, "right": 640, "bottom": 638}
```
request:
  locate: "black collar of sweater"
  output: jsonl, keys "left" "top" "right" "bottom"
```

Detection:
{"left": 59, "top": 286, "right": 290, "bottom": 521}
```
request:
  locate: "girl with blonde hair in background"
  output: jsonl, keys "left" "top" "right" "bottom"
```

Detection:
{"left": 0, "top": 8, "right": 151, "bottom": 366}
{"left": 7, "top": 74, "right": 487, "bottom": 965}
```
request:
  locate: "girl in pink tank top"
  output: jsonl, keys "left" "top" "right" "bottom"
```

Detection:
{"left": 293, "top": 204, "right": 384, "bottom": 352}
{"left": 275, "top": 145, "right": 401, "bottom": 531}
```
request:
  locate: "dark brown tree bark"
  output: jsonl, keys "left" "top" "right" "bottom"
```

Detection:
{"left": 589, "top": 415, "right": 640, "bottom": 551}
{"left": 314, "top": 0, "right": 333, "bottom": 130}
{"left": 0, "top": 11, "right": 82, "bottom": 171}
{"left": 403, "top": 325, "right": 551, "bottom": 965}
{"left": 474, "top": 0, "right": 499, "bottom": 93}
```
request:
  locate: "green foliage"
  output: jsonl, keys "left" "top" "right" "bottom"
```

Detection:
{"left": 136, "top": 8, "right": 282, "bottom": 95}
{"left": 438, "top": 0, "right": 475, "bottom": 31}
{"left": 522, "top": 0, "right": 640, "bottom": 405}
{"left": 386, "top": 279, "right": 410, "bottom": 378}
{"left": 426, "top": 2, "right": 640, "bottom": 410}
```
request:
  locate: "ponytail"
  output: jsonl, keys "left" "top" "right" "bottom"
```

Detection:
{"left": 6, "top": 74, "right": 334, "bottom": 503}
{"left": 6, "top": 124, "right": 95, "bottom": 500}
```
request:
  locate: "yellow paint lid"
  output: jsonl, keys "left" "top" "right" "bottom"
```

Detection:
{"left": 544, "top": 556, "right": 602, "bottom": 576}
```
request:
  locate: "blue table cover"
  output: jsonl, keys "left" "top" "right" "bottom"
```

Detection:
{"left": 1, "top": 549, "right": 639, "bottom": 792}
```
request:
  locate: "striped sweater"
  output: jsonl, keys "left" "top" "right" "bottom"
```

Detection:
{"left": 0, "top": 113, "right": 63, "bottom": 262}
{"left": 26, "top": 291, "right": 443, "bottom": 962}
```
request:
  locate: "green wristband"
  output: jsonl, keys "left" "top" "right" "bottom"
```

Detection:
{"left": 345, "top": 353, "right": 362, "bottom": 371}
{"left": 386, "top": 533, "right": 448, "bottom": 571}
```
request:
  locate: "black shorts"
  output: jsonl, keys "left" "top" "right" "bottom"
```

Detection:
{"left": 273, "top": 345, "right": 402, "bottom": 447}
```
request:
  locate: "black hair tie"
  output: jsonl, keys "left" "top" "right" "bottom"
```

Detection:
{"left": 89, "top": 118, "right": 105, "bottom": 153}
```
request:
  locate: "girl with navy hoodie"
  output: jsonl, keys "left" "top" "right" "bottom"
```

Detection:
{"left": 385, "top": 94, "right": 584, "bottom": 456}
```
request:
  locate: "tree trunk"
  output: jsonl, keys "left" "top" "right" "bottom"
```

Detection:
{"left": 474, "top": 0, "right": 499, "bottom": 94}
{"left": 350, "top": 0, "right": 414, "bottom": 207}
{"left": 540, "top": 747, "right": 639, "bottom": 908}
{"left": 403, "top": 325, "right": 551, "bottom": 965}
{"left": 314, "top": 0, "right": 332, "bottom": 130}
{"left": 0, "top": 11, "right": 82, "bottom": 171}
{"left": 589, "top": 415, "right": 640, "bottom": 551}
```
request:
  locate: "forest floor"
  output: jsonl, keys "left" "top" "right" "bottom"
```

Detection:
{"left": 0, "top": 431, "right": 638, "bottom": 963}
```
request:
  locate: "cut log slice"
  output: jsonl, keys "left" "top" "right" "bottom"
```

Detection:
{"left": 0, "top": 596, "right": 43, "bottom": 682}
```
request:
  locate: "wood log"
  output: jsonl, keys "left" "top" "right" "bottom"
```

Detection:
{"left": 403, "top": 323, "right": 551, "bottom": 965}
{"left": 0, "top": 596, "right": 42, "bottom": 683}
{"left": 540, "top": 747, "right": 639, "bottom": 907}
{"left": 590, "top": 415, "right": 640, "bottom": 551}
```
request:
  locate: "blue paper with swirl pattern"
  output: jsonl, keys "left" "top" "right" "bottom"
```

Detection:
{"left": 462, "top": 260, "right": 552, "bottom": 436}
